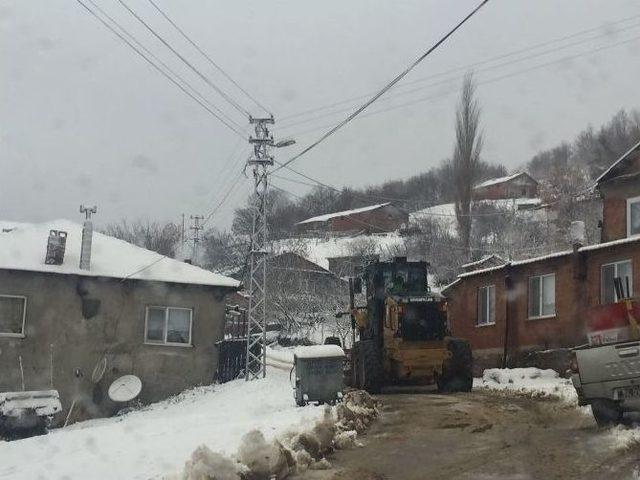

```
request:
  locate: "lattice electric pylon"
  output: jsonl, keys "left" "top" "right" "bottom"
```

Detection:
{"left": 245, "top": 115, "right": 274, "bottom": 381}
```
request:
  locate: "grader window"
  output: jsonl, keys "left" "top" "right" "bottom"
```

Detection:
{"left": 400, "top": 302, "right": 446, "bottom": 341}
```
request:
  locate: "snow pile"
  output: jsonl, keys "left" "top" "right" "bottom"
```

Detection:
{"left": 266, "top": 346, "right": 295, "bottom": 370}
{"left": 335, "top": 389, "right": 380, "bottom": 433}
{"left": 475, "top": 368, "right": 578, "bottom": 404}
{"left": 603, "top": 425, "right": 640, "bottom": 451}
{"left": 179, "top": 390, "right": 379, "bottom": 479}
{"left": 0, "top": 368, "right": 324, "bottom": 480}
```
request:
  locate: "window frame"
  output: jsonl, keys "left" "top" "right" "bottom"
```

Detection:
{"left": 144, "top": 305, "right": 193, "bottom": 347}
{"left": 601, "top": 259, "right": 633, "bottom": 304}
{"left": 528, "top": 273, "right": 556, "bottom": 320}
{"left": 627, "top": 195, "right": 640, "bottom": 238}
{"left": 0, "top": 294, "right": 27, "bottom": 338}
{"left": 477, "top": 285, "right": 496, "bottom": 327}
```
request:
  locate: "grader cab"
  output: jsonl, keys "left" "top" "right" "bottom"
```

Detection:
{"left": 346, "top": 257, "right": 472, "bottom": 393}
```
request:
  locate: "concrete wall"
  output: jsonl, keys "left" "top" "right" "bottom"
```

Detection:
{"left": 447, "top": 241, "right": 640, "bottom": 373}
{"left": 0, "top": 269, "right": 231, "bottom": 425}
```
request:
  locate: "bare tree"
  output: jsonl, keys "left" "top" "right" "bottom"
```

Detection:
{"left": 452, "top": 73, "right": 483, "bottom": 260}
{"left": 266, "top": 253, "right": 348, "bottom": 339}
{"left": 102, "top": 220, "right": 181, "bottom": 257}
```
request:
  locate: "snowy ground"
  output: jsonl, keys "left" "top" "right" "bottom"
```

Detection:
{"left": 0, "top": 368, "right": 324, "bottom": 480}
{"left": 474, "top": 367, "right": 578, "bottom": 404}
{"left": 476, "top": 368, "right": 640, "bottom": 453}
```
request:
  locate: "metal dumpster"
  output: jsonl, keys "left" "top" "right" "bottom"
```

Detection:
{"left": 293, "top": 345, "right": 345, "bottom": 406}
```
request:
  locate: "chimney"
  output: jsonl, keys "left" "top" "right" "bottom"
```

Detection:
{"left": 570, "top": 220, "right": 585, "bottom": 253}
{"left": 79, "top": 205, "right": 97, "bottom": 270}
{"left": 45, "top": 230, "right": 67, "bottom": 265}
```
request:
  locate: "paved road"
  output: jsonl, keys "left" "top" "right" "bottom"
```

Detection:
{"left": 299, "top": 390, "right": 640, "bottom": 480}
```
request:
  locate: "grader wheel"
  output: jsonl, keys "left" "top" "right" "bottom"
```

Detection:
{"left": 437, "top": 337, "right": 473, "bottom": 393}
{"left": 355, "top": 340, "right": 383, "bottom": 394}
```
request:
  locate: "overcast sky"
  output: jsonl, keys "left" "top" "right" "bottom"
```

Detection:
{"left": 2, "top": 0, "right": 639, "bottom": 229}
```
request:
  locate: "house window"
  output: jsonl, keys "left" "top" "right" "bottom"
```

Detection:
{"left": 477, "top": 285, "right": 495, "bottom": 326}
{"left": 528, "top": 274, "right": 556, "bottom": 319}
{"left": 628, "top": 196, "right": 640, "bottom": 237}
{"left": 601, "top": 260, "right": 633, "bottom": 304}
{"left": 0, "top": 295, "right": 27, "bottom": 337}
{"left": 145, "top": 306, "right": 193, "bottom": 346}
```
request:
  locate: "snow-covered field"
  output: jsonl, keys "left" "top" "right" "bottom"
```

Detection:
{"left": 0, "top": 368, "right": 324, "bottom": 480}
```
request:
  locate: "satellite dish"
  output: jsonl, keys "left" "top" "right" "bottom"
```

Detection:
{"left": 91, "top": 357, "right": 107, "bottom": 384}
{"left": 108, "top": 375, "right": 142, "bottom": 402}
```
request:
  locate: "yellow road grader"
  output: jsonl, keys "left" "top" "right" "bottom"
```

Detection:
{"left": 342, "top": 257, "right": 472, "bottom": 393}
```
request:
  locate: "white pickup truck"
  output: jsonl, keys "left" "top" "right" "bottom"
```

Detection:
{"left": 572, "top": 340, "right": 640, "bottom": 426}
{"left": 571, "top": 281, "right": 640, "bottom": 426}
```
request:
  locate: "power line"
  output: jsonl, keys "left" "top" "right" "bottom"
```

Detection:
{"left": 272, "top": 0, "right": 490, "bottom": 173}
{"left": 274, "top": 159, "right": 597, "bottom": 219}
{"left": 76, "top": 0, "right": 245, "bottom": 138}
{"left": 145, "top": 0, "right": 272, "bottom": 116}
{"left": 281, "top": 32, "right": 640, "bottom": 140}
{"left": 274, "top": 160, "right": 421, "bottom": 205}
{"left": 201, "top": 171, "right": 245, "bottom": 227}
{"left": 116, "top": 0, "right": 250, "bottom": 117}
{"left": 279, "top": 20, "right": 640, "bottom": 131}
{"left": 271, "top": 172, "right": 413, "bottom": 203}
{"left": 279, "top": 13, "right": 640, "bottom": 124}
{"left": 190, "top": 141, "right": 248, "bottom": 216}
{"left": 84, "top": 0, "right": 244, "bottom": 132}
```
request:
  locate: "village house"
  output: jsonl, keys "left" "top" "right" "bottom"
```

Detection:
{"left": 296, "top": 203, "right": 408, "bottom": 234}
{"left": 0, "top": 219, "right": 239, "bottom": 424}
{"left": 473, "top": 172, "right": 538, "bottom": 201}
{"left": 327, "top": 254, "right": 380, "bottom": 278}
{"left": 443, "top": 142, "right": 640, "bottom": 373}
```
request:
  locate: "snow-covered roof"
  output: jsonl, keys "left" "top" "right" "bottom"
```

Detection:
{"left": 449, "top": 236, "right": 640, "bottom": 282}
{"left": 297, "top": 203, "right": 391, "bottom": 225}
{"left": 458, "top": 263, "right": 510, "bottom": 279}
{"left": 578, "top": 235, "right": 640, "bottom": 252}
{"left": 474, "top": 172, "right": 535, "bottom": 189}
{"left": 595, "top": 139, "right": 640, "bottom": 185}
{"left": 0, "top": 220, "right": 239, "bottom": 288}
{"left": 272, "top": 232, "right": 404, "bottom": 270}
{"left": 461, "top": 254, "right": 506, "bottom": 269}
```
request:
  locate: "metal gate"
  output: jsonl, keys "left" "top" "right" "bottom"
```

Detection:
{"left": 216, "top": 304, "right": 248, "bottom": 383}
{"left": 216, "top": 339, "right": 247, "bottom": 383}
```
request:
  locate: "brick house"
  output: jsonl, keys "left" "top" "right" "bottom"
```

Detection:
{"left": 473, "top": 172, "right": 538, "bottom": 201}
{"left": 296, "top": 203, "right": 408, "bottom": 234}
{"left": 443, "top": 143, "right": 640, "bottom": 373}
{"left": 597, "top": 140, "right": 640, "bottom": 241}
